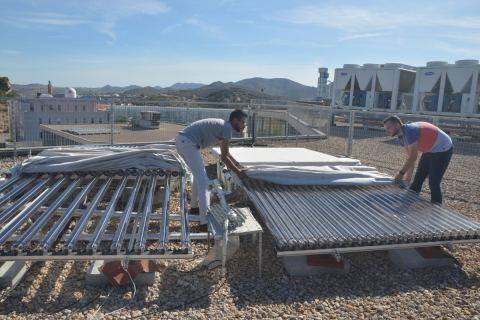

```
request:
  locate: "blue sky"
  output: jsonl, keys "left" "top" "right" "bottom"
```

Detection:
{"left": 1, "top": 0, "right": 479, "bottom": 87}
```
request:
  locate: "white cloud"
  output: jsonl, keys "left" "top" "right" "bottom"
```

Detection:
{"left": 185, "top": 17, "right": 224, "bottom": 39}
{"left": 230, "top": 39, "right": 332, "bottom": 48}
{"left": 279, "top": 3, "right": 480, "bottom": 47}
{"left": 5, "top": 12, "right": 90, "bottom": 29}
{"left": 3, "top": 0, "right": 169, "bottom": 41}
{"left": 85, "top": 0, "right": 169, "bottom": 41}
{"left": 338, "top": 32, "right": 388, "bottom": 41}
{"left": 435, "top": 33, "right": 480, "bottom": 44}
{"left": 430, "top": 40, "right": 480, "bottom": 56}
{"left": 429, "top": 17, "right": 480, "bottom": 29}
{"left": 280, "top": 3, "right": 480, "bottom": 32}
{"left": 282, "top": 5, "right": 392, "bottom": 32}
{"left": 21, "top": 15, "right": 90, "bottom": 26}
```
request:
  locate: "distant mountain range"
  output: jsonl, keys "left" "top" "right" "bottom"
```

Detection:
{"left": 11, "top": 78, "right": 318, "bottom": 100}
{"left": 11, "top": 82, "right": 205, "bottom": 95}
{"left": 167, "top": 83, "right": 205, "bottom": 90}
{"left": 236, "top": 78, "right": 317, "bottom": 100}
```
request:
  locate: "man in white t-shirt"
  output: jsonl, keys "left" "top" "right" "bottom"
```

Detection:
{"left": 175, "top": 110, "right": 248, "bottom": 229}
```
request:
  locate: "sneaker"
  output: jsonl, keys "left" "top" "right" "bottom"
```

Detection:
{"left": 189, "top": 207, "right": 200, "bottom": 215}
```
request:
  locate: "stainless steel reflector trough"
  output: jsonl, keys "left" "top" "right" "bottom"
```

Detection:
{"left": 243, "top": 178, "right": 480, "bottom": 256}
{"left": 0, "top": 169, "right": 193, "bottom": 261}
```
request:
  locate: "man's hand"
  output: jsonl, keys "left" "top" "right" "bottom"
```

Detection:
{"left": 237, "top": 166, "right": 248, "bottom": 177}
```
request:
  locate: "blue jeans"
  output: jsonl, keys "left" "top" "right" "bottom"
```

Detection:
{"left": 409, "top": 147, "right": 453, "bottom": 204}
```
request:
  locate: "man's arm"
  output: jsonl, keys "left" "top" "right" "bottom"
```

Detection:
{"left": 404, "top": 163, "right": 415, "bottom": 183}
{"left": 395, "top": 144, "right": 418, "bottom": 182}
{"left": 220, "top": 140, "right": 247, "bottom": 175}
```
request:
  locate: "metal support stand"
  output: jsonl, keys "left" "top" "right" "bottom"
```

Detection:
{"left": 345, "top": 110, "right": 355, "bottom": 157}
{"left": 258, "top": 233, "right": 262, "bottom": 277}
{"left": 222, "top": 219, "right": 229, "bottom": 276}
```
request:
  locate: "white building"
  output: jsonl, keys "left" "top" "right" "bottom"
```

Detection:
{"left": 332, "top": 63, "right": 416, "bottom": 111}
{"left": 11, "top": 93, "right": 109, "bottom": 142}
{"left": 317, "top": 68, "right": 330, "bottom": 100}
{"left": 412, "top": 60, "right": 480, "bottom": 115}
{"left": 331, "top": 59, "right": 480, "bottom": 116}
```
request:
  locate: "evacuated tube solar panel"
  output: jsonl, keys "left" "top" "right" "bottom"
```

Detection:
{"left": 242, "top": 178, "right": 480, "bottom": 253}
{"left": 0, "top": 170, "right": 192, "bottom": 260}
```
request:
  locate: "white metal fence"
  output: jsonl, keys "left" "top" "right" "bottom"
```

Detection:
{"left": 2, "top": 98, "right": 480, "bottom": 178}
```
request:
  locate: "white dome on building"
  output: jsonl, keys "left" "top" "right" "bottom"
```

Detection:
{"left": 65, "top": 87, "right": 77, "bottom": 98}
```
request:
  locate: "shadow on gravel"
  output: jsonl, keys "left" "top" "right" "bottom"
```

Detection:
{"left": 226, "top": 232, "right": 480, "bottom": 309}
{"left": 141, "top": 263, "right": 221, "bottom": 312}
{"left": 0, "top": 258, "right": 222, "bottom": 317}
{"left": 0, "top": 261, "right": 100, "bottom": 316}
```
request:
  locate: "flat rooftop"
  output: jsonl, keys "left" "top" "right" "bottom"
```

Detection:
{"left": 41, "top": 123, "right": 185, "bottom": 144}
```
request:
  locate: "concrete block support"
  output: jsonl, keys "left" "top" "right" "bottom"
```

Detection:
{"left": 388, "top": 247, "right": 455, "bottom": 270}
{"left": 0, "top": 261, "right": 28, "bottom": 288}
{"left": 282, "top": 254, "right": 350, "bottom": 276}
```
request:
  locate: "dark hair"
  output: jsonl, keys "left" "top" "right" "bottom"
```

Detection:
{"left": 383, "top": 115, "right": 402, "bottom": 125}
{"left": 229, "top": 109, "right": 247, "bottom": 122}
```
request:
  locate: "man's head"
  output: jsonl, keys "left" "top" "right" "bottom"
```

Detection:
{"left": 229, "top": 109, "right": 247, "bottom": 133}
{"left": 383, "top": 115, "right": 403, "bottom": 137}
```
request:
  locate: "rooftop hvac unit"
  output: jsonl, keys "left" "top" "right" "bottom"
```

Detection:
{"left": 341, "top": 92, "right": 350, "bottom": 106}
{"left": 455, "top": 59, "right": 479, "bottom": 67}
{"left": 426, "top": 61, "right": 448, "bottom": 67}
{"left": 442, "top": 94, "right": 462, "bottom": 113}
{"left": 129, "top": 111, "right": 161, "bottom": 129}
{"left": 421, "top": 93, "right": 439, "bottom": 112}
{"left": 140, "top": 111, "right": 161, "bottom": 121}
{"left": 442, "top": 93, "right": 471, "bottom": 113}
{"left": 376, "top": 92, "right": 392, "bottom": 109}
{"left": 399, "top": 93, "right": 413, "bottom": 111}
{"left": 352, "top": 91, "right": 367, "bottom": 108}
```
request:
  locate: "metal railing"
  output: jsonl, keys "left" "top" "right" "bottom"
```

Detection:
{"left": 2, "top": 98, "right": 480, "bottom": 184}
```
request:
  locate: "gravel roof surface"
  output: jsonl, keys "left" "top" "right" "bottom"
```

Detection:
{"left": 0, "top": 136, "right": 479, "bottom": 320}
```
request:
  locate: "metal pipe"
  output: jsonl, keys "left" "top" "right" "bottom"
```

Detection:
{"left": 87, "top": 176, "right": 128, "bottom": 252}
{"left": 247, "top": 180, "right": 294, "bottom": 247}
{"left": 297, "top": 186, "right": 359, "bottom": 247}
{"left": 40, "top": 177, "right": 98, "bottom": 252}
{"left": 180, "top": 173, "right": 190, "bottom": 250}
{"left": 0, "top": 252, "right": 195, "bottom": 262}
{"left": 135, "top": 175, "right": 158, "bottom": 253}
{"left": 158, "top": 173, "right": 171, "bottom": 251}
{"left": 0, "top": 176, "right": 38, "bottom": 209}
{"left": 286, "top": 187, "right": 345, "bottom": 248}
{"left": 64, "top": 176, "right": 113, "bottom": 252}
{"left": 257, "top": 184, "right": 304, "bottom": 250}
{"left": 276, "top": 238, "right": 480, "bottom": 257}
{"left": 344, "top": 187, "right": 409, "bottom": 238}
{"left": 0, "top": 176, "right": 67, "bottom": 246}
{"left": 313, "top": 186, "right": 383, "bottom": 245}
{"left": 0, "top": 175, "right": 21, "bottom": 194}
{"left": 269, "top": 185, "right": 321, "bottom": 249}
{"left": 128, "top": 178, "right": 148, "bottom": 252}
{"left": 111, "top": 175, "right": 143, "bottom": 252}
{"left": 243, "top": 179, "right": 290, "bottom": 249}
{"left": 13, "top": 177, "right": 83, "bottom": 251}
{"left": 0, "top": 176, "right": 52, "bottom": 225}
